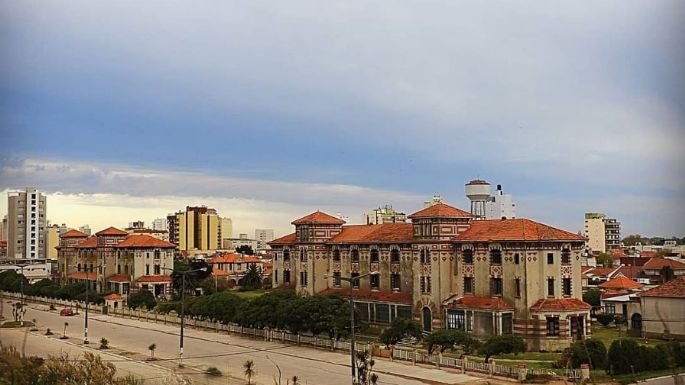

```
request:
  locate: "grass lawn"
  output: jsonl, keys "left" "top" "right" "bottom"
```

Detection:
{"left": 231, "top": 289, "right": 267, "bottom": 299}
{"left": 590, "top": 324, "right": 664, "bottom": 347}
{"left": 591, "top": 367, "right": 685, "bottom": 385}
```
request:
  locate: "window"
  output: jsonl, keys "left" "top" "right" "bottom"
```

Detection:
{"left": 561, "top": 248, "right": 571, "bottom": 264}
{"left": 463, "top": 249, "right": 474, "bottom": 264}
{"left": 333, "top": 272, "right": 341, "bottom": 287}
{"left": 370, "top": 249, "right": 379, "bottom": 262}
{"left": 604, "top": 303, "right": 615, "bottom": 315}
{"left": 154, "top": 250, "right": 161, "bottom": 259}
{"left": 391, "top": 273, "right": 401, "bottom": 291}
{"left": 514, "top": 253, "right": 520, "bottom": 264}
{"left": 332, "top": 249, "right": 340, "bottom": 261}
{"left": 351, "top": 272, "right": 360, "bottom": 288}
{"left": 370, "top": 273, "right": 380, "bottom": 289}
{"left": 351, "top": 249, "right": 360, "bottom": 262}
{"left": 300, "top": 271, "right": 308, "bottom": 286}
{"left": 273, "top": 252, "right": 278, "bottom": 262}
{"left": 283, "top": 249, "right": 290, "bottom": 261}
{"left": 563, "top": 278, "right": 572, "bottom": 296}
{"left": 117, "top": 264, "right": 121, "bottom": 274}
{"left": 546, "top": 317, "right": 560, "bottom": 336}
{"left": 515, "top": 277, "right": 521, "bottom": 298}
{"left": 300, "top": 249, "right": 307, "bottom": 262}
{"left": 463, "top": 277, "right": 474, "bottom": 294}
{"left": 490, "top": 249, "right": 502, "bottom": 265}
{"left": 125, "top": 265, "right": 129, "bottom": 275}
{"left": 490, "top": 277, "right": 503, "bottom": 296}
{"left": 146, "top": 264, "right": 150, "bottom": 275}
{"left": 447, "top": 310, "right": 466, "bottom": 330}
{"left": 420, "top": 248, "right": 430, "bottom": 264}
{"left": 547, "top": 278, "right": 555, "bottom": 296}
{"left": 275, "top": 270, "right": 278, "bottom": 283}
{"left": 284, "top": 270, "right": 291, "bottom": 284}
{"left": 547, "top": 253, "right": 554, "bottom": 264}
{"left": 154, "top": 265, "right": 161, "bottom": 275}
{"left": 77, "top": 263, "right": 81, "bottom": 272}
{"left": 420, "top": 276, "right": 431, "bottom": 294}
{"left": 391, "top": 249, "right": 400, "bottom": 262}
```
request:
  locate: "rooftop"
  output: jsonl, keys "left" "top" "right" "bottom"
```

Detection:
{"left": 291, "top": 211, "right": 345, "bottom": 225}
{"left": 455, "top": 218, "right": 585, "bottom": 242}
{"left": 598, "top": 274, "right": 643, "bottom": 290}
{"left": 443, "top": 295, "right": 514, "bottom": 310}
{"left": 115, "top": 234, "right": 176, "bottom": 248}
{"left": 530, "top": 298, "right": 591, "bottom": 312}
{"left": 95, "top": 226, "right": 129, "bottom": 236}
{"left": 640, "top": 276, "right": 685, "bottom": 298}
{"left": 61, "top": 229, "right": 89, "bottom": 238}
{"left": 408, "top": 202, "right": 472, "bottom": 219}
{"left": 329, "top": 223, "right": 414, "bottom": 244}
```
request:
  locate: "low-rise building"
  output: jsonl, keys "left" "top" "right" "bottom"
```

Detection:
{"left": 636, "top": 276, "right": 685, "bottom": 340}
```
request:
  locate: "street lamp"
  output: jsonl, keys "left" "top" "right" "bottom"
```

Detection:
{"left": 84, "top": 264, "right": 103, "bottom": 344}
{"left": 162, "top": 266, "right": 207, "bottom": 367}
{"left": 340, "top": 271, "right": 379, "bottom": 384}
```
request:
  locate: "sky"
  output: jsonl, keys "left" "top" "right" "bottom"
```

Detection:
{"left": 1, "top": 1, "right": 684, "bottom": 238}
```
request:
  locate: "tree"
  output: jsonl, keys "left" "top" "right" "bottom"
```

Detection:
{"left": 148, "top": 343, "right": 157, "bottom": 360}
{"left": 659, "top": 266, "right": 675, "bottom": 283}
{"left": 480, "top": 335, "right": 526, "bottom": 361}
{"left": 379, "top": 317, "right": 423, "bottom": 348}
{"left": 561, "top": 339, "right": 607, "bottom": 370}
{"left": 595, "top": 314, "right": 614, "bottom": 327}
{"left": 583, "top": 289, "right": 602, "bottom": 307}
{"left": 608, "top": 339, "right": 641, "bottom": 374}
{"left": 243, "top": 359, "right": 256, "bottom": 385}
{"left": 12, "top": 302, "right": 26, "bottom": 323}
{"left": 355, "top": 350, "right": 378, "bottom": 385}
{"left": 622, "top": 234, "right": 646, "bottom": 246}
{"left": 240, "top": 264, "right": 262, "bottom": 290}
{"left": 171, "top": 259, "right": 212, "bottom": 296}
{"left": 236, "top": 245, "right": 255, "bottom": 255}
{"left": 596, "top": 253, "right": 613, "bottom": 267}
{"left": 99, "top": 338, "right": 109, "bottom": 349}
{"left": 126, "top": 289, "right": 157, "bottom": 309}
{"left": 424, "top": 330, "right": 480, "bottom": 355}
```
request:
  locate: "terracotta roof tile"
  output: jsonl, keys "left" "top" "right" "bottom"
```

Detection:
{"left": 67, "top": 272, "right": 97, "bottom": 280}
{"left": 95, "top": 226, "right": 129, "bottom": 236}
{"left": 318, "top": 287, "right": 412, "bottom": 304}
{"left": 444, "top": 296, "right": 514, "bottom": 310}
{"left": 136, "top": 275, "right": 172, "bottom": 283}
{"left": 408, "top": 203, "right": 472, "bottom": 219}
{"left": 291, "top": 211, "right": 345, "bottom": 225}
{"left": 455, "top": 218, "right": 585, "bottom": 242}
{"left": 211, "top": 269, "right": 230, "bottom": 277}
{"left": 116, "top": 235, "right": 176, "bottom": 248}
{"left": 62, "top": 229, "right": 89, "bottom": 238}
{"left": 208, "top": 253, "right": 243, "bottom": 264}
{"left": 74, "top": 237, "right": 98, "bottom": 248}
{"left": 269, "top": 233, "right": 297, "bottom": 246}
{"left": 585, "top": 267, "right": 616, "bottom": 277}
{"left": 530, "top": 298, "right": 591, "bottom": 311}
{"left": 106, "top": 274, "right": 130, "bottom": 282}
{"left": 643, "top": 257, "right": 685, "bottom": 270}
{"left": 640, "top": 276, "right": 685, "bottom": 298}
{"left": 601, "top": 289, "right": 629, "bottom": 299}
{"left": 598, "top": 274, "right": 644, "bottom": 290}
{"left": 104, "top": 293, "right": 123, "bottom": 300}
{"left": 329, "top": 224, "right": 414, "bottom": 244}
{"left": 611, "top": 266, "right": 643, "bottom": 279}
{"left": 640, "top": 251, "right": 658, "bottom": 258}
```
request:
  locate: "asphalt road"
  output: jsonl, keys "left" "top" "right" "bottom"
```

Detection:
{"left": 1, "top": 299, "right": 477, "bottom": 385}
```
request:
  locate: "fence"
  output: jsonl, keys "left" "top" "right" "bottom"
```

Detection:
{"left": 1, "top": 291, "right": 584, "bottom": 381}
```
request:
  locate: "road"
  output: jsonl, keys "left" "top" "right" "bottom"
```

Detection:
{"left": 1, "top": 299, "right": 477, "bottom": 385}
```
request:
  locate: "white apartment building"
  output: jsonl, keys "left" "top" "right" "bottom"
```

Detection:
{"left": 485, "top": 184, "right": 517, "bottom": 219}
{"left": 151, "top": 218, "right": 167, "bottom": 231}
{"left": 363, "top": 205, "right": 407, "bottom": 224}
{"left": 584, "top": 213, "right": 621, "bottom": 253}
{"left": 7, "top": 188, "right": 47, "bottom": 260}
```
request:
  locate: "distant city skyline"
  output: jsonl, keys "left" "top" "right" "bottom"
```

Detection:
{"left": 1, "top": 1, "right": 683, "bottom": 237}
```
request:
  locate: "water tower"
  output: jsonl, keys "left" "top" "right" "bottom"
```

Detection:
{"left": 465, "top": 179, "right": 491, "bottom": 219}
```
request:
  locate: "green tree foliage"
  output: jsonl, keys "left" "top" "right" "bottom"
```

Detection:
{"left": 424, "top": 330, "right": 481, "bottom": 354}
{"left": 622, "top": 234, "right": 647, "bottom": 246}
{"left": 170, "top": 259, "right": 212, "bottom": 296}
{"left": 126, "top": 289, "right": 157, "bottom": 310}
{"left": 236, "top": 245, "right": 255, "bottom": 255}
{"left": 379, "top": 317, "right": 423, "bottom": 347}
{"left": 595, "top": 313, "right": 614, "bottom": 327}
{"left": 0, "top": 271, "right": 105, "bottom": 304}
{"left": 582, "top": 289, "right": 602, "bottom": 307}
{"left": 561, "top": 339, "right": 607, "bottom": 370}
{"left": 239, "top": 264, "right": 262, "bottom": 290}
{"left": 659, "top": 266, "right": 675, "bottom": 282}
{"left": 480, "top": 335, "right": 526, "bottom": 361}
{"left": 355, "top": 350, "right": 378, "bottom": 385}
{"left": 606, "top": 339, "right": 674, "bottom": 374}
{"left": 596, "top": 253, "right": 613, "bottom": 267}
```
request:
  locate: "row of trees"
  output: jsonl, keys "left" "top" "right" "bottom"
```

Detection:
{"left": 560, "top": 338, "right": 685, "bottom": 374}
{"left": 156, "top": 290, "right": 357, "bottom": 339}
{"left": 0, "top": 270, "right": 107, "bottom": 305}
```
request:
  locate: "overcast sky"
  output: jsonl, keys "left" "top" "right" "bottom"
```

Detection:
{"left": 1, "top": 1, "right": 684, "bottom": 237}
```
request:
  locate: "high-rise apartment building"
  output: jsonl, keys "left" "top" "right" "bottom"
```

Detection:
{"left": 78, "top": 225, "right": 91, "bottom": 236}
{"left": 221, "top": 217, "right": 233, "bottom": 248}
{"left": 363, "top": 205, "right": 407, "bottom": 224}
{"left": 584, "top": 213, "right": 621, "bottom": 253}
{"left": 151, "top": 218, "right": 167, "bottom": 231}
{"left": 0, "top": 215, "right": 7, "bottom": 241}
{"left": 167, "top": 206, "right": 221, "bottom": 254}
{"left": 7, "top": 188, "right": 47, "bottom": 260}
{"left": 45, "top": 224, "right": 60, "bottom": 260}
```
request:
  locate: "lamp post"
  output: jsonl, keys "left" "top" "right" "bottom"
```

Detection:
{"left": 162, "top": 266, "right": 207, "bottom": 367}
{"left": 84, "top": 264, "right": 103, "bottom": 344}
{"left": 340, "top": 271, "right": 379, "bottom": 384}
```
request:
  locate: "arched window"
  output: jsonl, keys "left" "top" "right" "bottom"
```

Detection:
{"left": 391, "top": 249, "right": 400, "bottom": 262}
{"left": 300, "top": 249, "right": 307, "bottom": 262}
{"left": 420, "top": 248, "right": 430, "bottom": 264}
{"left": 332, "top": 249, "right": 341, "bottom": 261}
{"left": 351, "top": 249, "right": 360, "bottom": 262}
{"left": 490, "top": 249, "right": 502, "bottom": 265}
{"left": 283, "top": 249, "right": 290, "bottom": 261}
{"left": 370, "top": 249, "right": 379, "bottom": 262}
{"left": 422, "top": 307, "right": 432, "bottom": 332}
{"left": 463, "top": 249, "right": 474, "bottom": 264}
{"left": 117, "top": 264, "right": 121, "bottom": 274}
{"left": 631, "top": 313, "right": 642, "bottom": 331}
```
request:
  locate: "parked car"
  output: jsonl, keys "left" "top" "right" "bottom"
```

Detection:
{"left": 59, "top": 308, "right": 74, "bottom": 316}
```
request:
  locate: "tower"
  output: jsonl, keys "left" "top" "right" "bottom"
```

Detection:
{"left": 465, "top": 179, "right": 491, "bottom": 219}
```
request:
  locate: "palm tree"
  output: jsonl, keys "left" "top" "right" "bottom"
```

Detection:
{"left": 61, "top": 322, "right": 69, "bottom": 339}
{"left": 243, "top": 359, "right": 256, "bottom": 385}
{"left": 148, "top": 343, "right": 156, "bottom": 360}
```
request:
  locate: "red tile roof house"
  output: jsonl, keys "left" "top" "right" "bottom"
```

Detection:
{"left": 269, "top": 202, "right": 591, "bottom": 351}
{"left": 635, "top": 276, "right": 685, "bottom": 340}
{"left": 57, "top": 228, "right": 177, "bottom": 299}
{"left": 207, "top": 253, "right": 270, "bottom": 286}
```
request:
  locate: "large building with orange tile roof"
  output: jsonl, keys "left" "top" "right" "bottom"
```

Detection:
{"left": 57, "top": 227, "right": 176, "bottom": 298}
{"left": 270, "top": 201, "right": 589, "bottom": 351}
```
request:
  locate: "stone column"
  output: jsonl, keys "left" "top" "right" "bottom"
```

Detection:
{"left": 412, "top": 349, "right": 417, "bottom": 366}
{"left": 462, "top": 356, "right": 467, "bottom": 374}
{"left": 518, "top": 364, "right": 527, "bottom": 382}
{"left": 437, "top": 351, "right": 442, "bottom": 368}
{"left": 488, "top": 358, "right": 495, "bottom": 377}
{"left": 581, "top": 364, "right": 590, "bottom": 380}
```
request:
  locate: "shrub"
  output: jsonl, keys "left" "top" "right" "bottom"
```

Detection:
{"left": 595, "top": 313, "right": 614, "bottom": 327}
{"left": 480, "top": 335, "right": 526, "bottom": 361}
{"left": 424, "top": 330, "right": 481, "bottom": 354}
{"left": 205, "top": 367, "right": 222, "bottom": 377}
{"left": 583, "top": 289, "right": 601, "bottom": 307}
{"left": 379, "top": 317, "right": 423, "bottom": 347}
{"left": 126, "top": 289, "right": 157, "bottom": 310}
{"left": 608, "top": 339, "right": 642, "bottom": 374}
{"left": 561, "top": 338, "right": 607, "bottom": 369}
{"left": 99, "top": 338, "right": 109, "bottom": 349}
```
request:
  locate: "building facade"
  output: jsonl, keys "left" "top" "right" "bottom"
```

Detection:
{"left": 584, "top": 213, "right": 621, "bottom": 253}
{"left": 45, "top": 224, "right": 60, "bottom": 260}
{"left": 270, "top": 203, "right": 589, "bottom": 351}
{"left": 485, "top": 185, "right": 517, "bottom": 219}
{"left": 362, "top": 205, "right": 407, "bottom": 225}
{"left": 57, "top": 227, "right": 176, "bottom": 298}
{"left": 7, "top": 188, "right": 47, "bottom": 260}
{"left": 167, "top": 206, "right": 222, "bottom": 254}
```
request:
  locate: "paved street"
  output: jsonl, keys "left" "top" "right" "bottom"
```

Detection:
{"left": 1, "top": 299, "right": 478, "bottom": 385}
